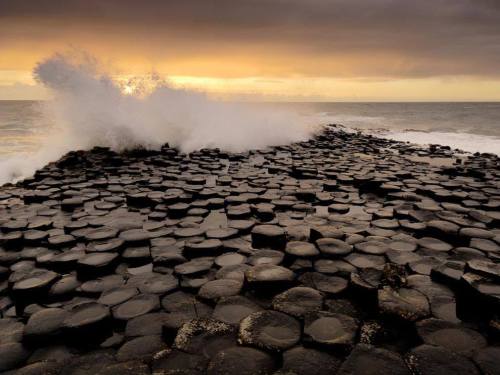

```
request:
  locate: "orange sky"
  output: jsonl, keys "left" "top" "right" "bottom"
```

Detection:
{"left": 1, "top": 0, "right": 500, "bottom": 101}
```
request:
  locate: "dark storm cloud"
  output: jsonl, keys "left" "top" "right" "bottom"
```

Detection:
{"left": 1, "top": 0, "right": 500, "bottom": 77}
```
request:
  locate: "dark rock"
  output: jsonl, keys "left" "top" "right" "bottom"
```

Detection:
{"left": 152, "top": 349, "right": 209, "bottom": 375}
{"left": 0, "top": 342, "right": 31, "bottom": 372}
{"left": 303, "top": 311, "right": 358, "bottom": 350}
{"left": 198, "top": 279, "right": 243, "bottom": 300}
{"left": 238, "top": 310, "right": 301, "bottom": 351}
{"left": 316, "top": 238, "right": 352, "bottom": 256}
{"left": 23, "top": 307, "right": 68, "bottom": 343}
{"left": 378, "top": 287, "right": 430, "bottom": 322}
{"left": 112, "top": 294, "right": 160, "bottom": 322}
{"left": 207, "top": 346, "right": 275, "bottom": 375}
{"left": 338, "top": 344, "right": 410, "bottom": 375}
{"left": 407, "top": 344, "right": 480, "bottom": 375}
{"left": 173, "top": 318, "right": 235, "bottom": 357}
{"left": 212, "top": 296, "right": 263, "bottom": 326}
{"left": 251, "top": 225, "right": 287, "bottom": 250}
{"left": 116, "top": 334, "right": 167, "bottom": 362}
{"left": 272, "top": 286, "right": 323, "bottom": 318}
{"left": 281, "top": 346, "right": 341, "bottom": 375}
{"left": 416, "top": 318, "right": 487, "bottom": 357}
{"left": 62, "top": 302, "right": 112, "bottom": 344}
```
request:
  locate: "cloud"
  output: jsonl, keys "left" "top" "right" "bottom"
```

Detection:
{"left": 0, "top": 0, "right": 499, "bottom": 78}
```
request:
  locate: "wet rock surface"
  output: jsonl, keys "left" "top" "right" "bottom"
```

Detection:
{"left": 0, "top": 125, "right": 499, "bottom": 373}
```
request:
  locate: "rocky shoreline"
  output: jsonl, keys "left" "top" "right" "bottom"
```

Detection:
{"left": 0, "top": 125, "right": 499, "bottom": 374}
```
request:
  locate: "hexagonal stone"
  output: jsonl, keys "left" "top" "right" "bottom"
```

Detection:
{"left": 48, "top": 234, "right": 76, "bottom": 248}
{"left": 76, "top": 252, "right": 119, "bottom": 279}
{"left": 0, "top": 319, "right": 24, "bottom": 344}
{"left": 0, "top": 342, "right": 31, "bottom": 372}
{"left": 173, "top": 318, "right": 235, "bottom": 356}
{"left": 378, "top": 287, "right": 430, "bottom": 322}
{"left": 239, "top": 310, "right": 301, "bottom": 351}
{"left": 272, "top": 287, "right": 323, "bottom": 318}
{"left": 409, "top": 256, "right": 444, "bottom": 276}
{"left": 299, "top": 272, "right": 349, "bottom": 295}
{"left": 95, "top": 361, "right": 150, "bottom": 375}
{"left": 116, "top": 335, "right": 167, "bottom": 362}
{"left": 212, "top": 296, "right": 263, "bottom": 326}
{"left": 228, "top": 219, "right": 255, "bottom": 233}
{"left": 473, "top": 346, "right": 500, "bottom": 375}
{"left": 470, "top": 238, "right": 500, "bottom": 253}
{"left": 12, "top": 270, "right": 60, "bottom": 301}
{"left": 84, "top": 227, "right": 119, "bottom": 242}
{"left": 354, "top": 241, "right": 387, "bottom": 255}
{"left": 125, "top": 312, "right": 169, "bottom": 337}
{"left": 119, "top": 229, "right": 152, "bottom": 244}
{"left": 207, "top": 346, "right": 275, "bottom": 375}
{"left": 304, "top": 311, "right": 358, "bottom": 349}
{"left": 198, "top": 279, "right": 243, "bottom": 300}
{"left": 418, "top": 237, "right": 453, "bottom": 252}
{"left": 152, "top": 349, "right": 209, "bottom": 375}
{"left": 248, "top": 250, "right": 284, "bottom": 266}
{"left": 183, "top": 240, "right": 221, "bottom": 259}
{"left": 281, "top": 346, "right": 341, "bottom": 375}
{"left": 174, "top": 227, "right": 206, "bottom": 238}
{"left": 416, "top": 318, "right": 487, "bottom": 357}
{"left": 98, "top": 287, "right": 139, "bottom": 307}
{"left": 23, "top": 307, "right": 68, "bottom": 343}
{"left": 128, "top": 273, "right": 178, "bottom": 295}
{"left": 316, "top": 238, "right": 352, "bottom": 256}
{"left": 346, "top": 253, "right": 386, "bottom": 269}
{"left": 338, "top": 344, "right": 410, "bottom": 375}
{"left": 122, "top": 246, "right": 151, "bottom": 264}
{"left": 63, "top": 302, "right": 112, "bottom": 342}
{"left": 251, "top": 225, "right": 287, "bottom": 250}
{"left": 79, "top": 274, "right": 124, "bottom": 295}
{"left": 87, "top": 238, "right": 124, "bottom": 253}
{"left": 461, "top": 272, "right": 500, "bottom": 308}
{"left": 389, "top": 240, "right": 417, "bottom": 252}
{"left": 245, "top": 264, "right": 295, "bottom": 292}
{"left": 214, "top": 253, "right": 246, "bottom": 268}
{"left": 175, "top": 257, "right": 214, "bottom": 276}
{"left": 407, "top": 344, "right": 480, "bottom": 375}
{"left": 466, "top": 259, "right": 500, "bottom": 281}
{"left": 216, "top": 264, "right": 250, "bottom": 282}
{"left": 285, "top": 241, "right": 320, "bottom": 257}
{"left": 112, "top": 294, "right": 160, "bottom": 322}
{"left": 206, "top": 228, "right": 238, "bottom": 240}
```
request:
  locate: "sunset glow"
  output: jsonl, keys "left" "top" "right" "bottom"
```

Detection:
{"left": 1, "top": 0, "right": 500, "bottom": 101}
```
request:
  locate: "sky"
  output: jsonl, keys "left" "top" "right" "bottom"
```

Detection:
{"left": 1, "top": 0, "right": 500, "bottom": 101}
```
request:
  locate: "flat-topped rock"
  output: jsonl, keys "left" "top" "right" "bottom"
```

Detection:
{"left": 212, "top": 296, "right": 263, "bottom": 326}
{"left": 272, "top": 287, "right": 323, "bottom": 318}
{"left": 416, "top": 318, "right": 487, "bottom": 357}
{"left": 407, "top": 344, "right": 480, "bottom": 375}
{"left": 251, "top": 225, "right": 287, "bottom": 250}
{"left": 208, "top": 346, "right": 275, "bottom": 375}
{"left": 304, "top": 311, "right": 358, "bottom": 350}
{"left": 245, "top": 264, "right": 295, "bottom": 291}
{"left": 239, "top": 310, "right": 301, "bottom": 351}
{"left": 338, "top": 344, "right": 410, "bottom": 375}
{"left": 378, "top": 287, "right": 430, "bottom": 321}
{"left": 317, "top": 238, "right": 352, "bottom": 256}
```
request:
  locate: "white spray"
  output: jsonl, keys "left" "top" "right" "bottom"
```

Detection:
{"left": 0, "top": 53, "right": 315, "bottom": 184}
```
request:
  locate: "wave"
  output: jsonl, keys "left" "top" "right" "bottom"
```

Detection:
{"left": 0, "top": 52, "right": 315, "bottom": 184}
{"left": 380, "top": 130, "right": 500, "bottom": 155}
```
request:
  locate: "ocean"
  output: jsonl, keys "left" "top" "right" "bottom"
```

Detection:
{"left": 0, "top": 100, "right": 499, "bottom": 183}
{"left": 287, "top": 102, "right": 500, "bottom": 155}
